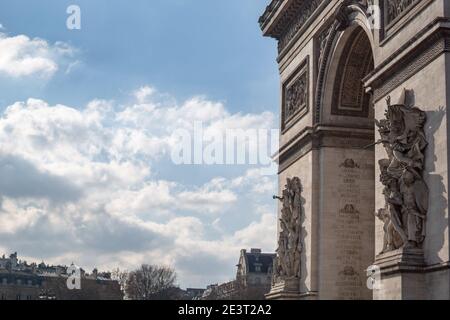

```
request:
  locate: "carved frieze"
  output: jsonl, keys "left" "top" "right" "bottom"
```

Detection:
{"left": 385, "top": 0, "right": 419, "bottom": 25}
{"left": 260, "top": 0, "right": 373, "bottom": 54}
{"left": 285, "top": 70, "right": 307, "bottom": 120}
{"left": 277, "top": 0, "right": 325, "bottom": 53}
{"left": 282, "top": 58, "right": 309, "bottom": 131}
{"left": 259, "top": 0, "right": 327, "bottom": 53}
{"left": 374, "top": 89, "right": 429, "bottom": 253}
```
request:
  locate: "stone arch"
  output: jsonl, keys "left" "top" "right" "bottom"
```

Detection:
{"left": 313, "top": 4, "right": 377, "bottom": 300}
{"left": 315, "top": 3, "right": 376, "bottom": 125}
{"left": 321, "top": 26, "right": 375, "bottom": 128}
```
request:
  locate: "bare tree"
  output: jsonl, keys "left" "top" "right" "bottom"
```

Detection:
{"left": 125, "top": 264, "right": 178, "bottom": 300}
{"left": 111, "top": 268, "right": 129, "bottom": 298}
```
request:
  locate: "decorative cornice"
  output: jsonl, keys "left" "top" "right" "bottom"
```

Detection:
{"left": 259, "top": 0, "right": 327, "bottom": 53}
{"left": 278, "top": 125, "right": 374, "bottom": 173}
{"left": 277, "top": 0, "right": 326, "bottom": 53}
{"left": 366, "top": 21, "right": 450, "bottom": 102}
{"left": 375, "top": 249, "right": 450, "bottom": 276}
{"left": 260, "top": 1, "right": 372, "bottom": 55}
{"left": 258, "top": 0, "right": 284, "bottom": 32}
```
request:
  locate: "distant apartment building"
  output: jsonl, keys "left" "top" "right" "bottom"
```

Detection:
{"left": 185, "top": 288, "right": 205, "bottom": 300}
{"left": 0, "top": 252, "right": 122, "bottom": 300}
{"left": 202, "top": 248, "right": 275, "bottom": 300}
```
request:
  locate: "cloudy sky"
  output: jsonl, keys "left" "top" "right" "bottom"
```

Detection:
{"left": 0, "top": 0, "right": 279, "bottom": 288}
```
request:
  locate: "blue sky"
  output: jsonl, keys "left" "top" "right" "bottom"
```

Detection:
{"left": 0, "top": 1, "right": 280, "bottom": 288}
{"left": 0, "top": 0, "right": 278, "bottom": 113}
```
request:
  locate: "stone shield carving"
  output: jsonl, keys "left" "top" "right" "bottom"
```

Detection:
{"left": 375, "top": 89, "right": 428, "bottom": 253}
{"left": 272, "top": 177, "right": 303, "bottom": 284}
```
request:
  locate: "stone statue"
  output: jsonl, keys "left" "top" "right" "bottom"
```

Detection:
{"left": 273, "top": 177, "right": 303, "bottom": 281}
{"left": 399, "top": 170, "right": 428, "bottom": 247}
{"left": 376, "top": 159, "right": 406, "bottom": 253}
{"left": 374, "top": 89, "right": 429, "bottom": 252}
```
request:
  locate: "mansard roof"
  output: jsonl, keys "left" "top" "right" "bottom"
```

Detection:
{"left": 239, "top": 249, "right": 275, "bottom": 274}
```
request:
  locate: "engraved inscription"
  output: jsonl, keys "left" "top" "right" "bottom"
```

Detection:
{"left": 335, "top": 160, "right": 364, "bottom": 300}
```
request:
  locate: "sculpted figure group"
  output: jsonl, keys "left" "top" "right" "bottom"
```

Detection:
{"left": 375, "top": 89, "right": 429, "bottom": 253}
{"left": 273, "top": 177, "right": 303, "bottom": 283}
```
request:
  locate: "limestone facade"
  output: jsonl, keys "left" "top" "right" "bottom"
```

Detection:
{"left": 260, "top": 0, "right": 450, "bottom": 299}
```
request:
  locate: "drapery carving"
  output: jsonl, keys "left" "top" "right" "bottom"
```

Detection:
{"left": 272, "top": 177, "right": 303, "bottom": 283}
{"left": 374, "top": 89, "right": 428, "bottom": 253}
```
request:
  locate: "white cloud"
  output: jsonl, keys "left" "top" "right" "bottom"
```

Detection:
{"left": 0, "top": 86, "right": 278, "bottom": 287}
{"left": 0, "top": 32, "right": 75, "bottom": 78}
{"left": 0, "top": 198, "right": 44, "bottom": 234}
{"left": 178, "top": 189, "right": 237, "bottom": 214}
{"left": 133, "top": 86, "right": 155, "bottom": 103}
{"left": 231, "top": 213, "right": 276, "bottom": 248}
{"left": 105, "top": 181, "right": 175, "bottom": 218}
{"left": 65, "top": 60, "right": 82, "bottom": 74}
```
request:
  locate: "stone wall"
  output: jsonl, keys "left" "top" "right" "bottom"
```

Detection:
{"left": 261, "top": 0, "right": 450, "bottom": 300}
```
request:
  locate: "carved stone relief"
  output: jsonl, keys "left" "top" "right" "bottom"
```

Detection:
{"left": 282, "top": 58, "right": 309, "bottom": 131}
{"left": 260, "top": 1, "right": 372, "bottom": 54}
{"left": 374, "top": 89, "right": 428, "bottom": 253}
{"left": 385, "top": 0, "right": 418, "bottom": 25}
{"left": 286, "top": 73, "right": 307, "bottom": 120}
{"left": 317, "top": 23, "right": 334, "bottom": 71}
{"left": 277, "top": 0, "right": 325, "bottom": 53}
{"left": 272, "top": 177, "right": 303, "bottom": 285}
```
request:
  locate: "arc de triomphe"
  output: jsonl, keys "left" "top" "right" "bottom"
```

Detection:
{"left": 260, "top": 0, "right": 450, "bottom": 300}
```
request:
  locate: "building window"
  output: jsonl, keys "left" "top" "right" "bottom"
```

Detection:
{"left": 2, "top": 278, "right": 7, "bottom": 285}
{"left": 254, "top": 263, "right": 263, "bottom": 273}
{"left": 26, "top": 295, "right": 32, "bottom": 300}
{"left": 1, "top": 294, "right": 6, "bottom": 300}
{"left": 16, "top": 294, "right": 21, "bottom": 300}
